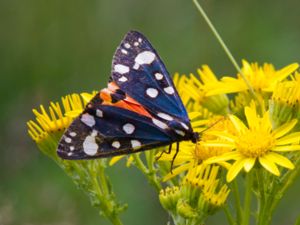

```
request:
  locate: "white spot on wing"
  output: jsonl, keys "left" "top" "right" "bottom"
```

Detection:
{"left": 135, "top": 51, "right": 155, "bottom": 66}
{"left": 96, "top": 109, "right": 103, "bottom": 117}
{"left": 114, "top": 64, "right": 129, "bottom": 74}
{"left": 81, "top": 113, "right": 96, "bottom": 127}
{"left": 175, "top": 130, "right": 185, "bottom": 136}
{"left": 180, "top": 122, "right": 189, "bottom": 130}
{"left": 124, "top": 43, "right": 131, "bottom": 48}
{"left": 134, "top": 42, "right": 139, "bottom": 46}
{"left": 155, "top": 72, "right": 163, "bottom": 80}
{"left": 112, "top": 141, "right": 121, "bottom": 149}
{"left": 70, "top": 132, "right": 77, "bottom": 137}
{"left": 70, "top": 146, "right": 75, "bottom": 151}
{"left": 118, "top": 76, "right": 128, "bottom": 82}
{"left": 164, "top": 86, "right": 175, "bottom": 95}
{"left": 131, "top": 140, "right": 141, "bottom": 150}
{"left": 65, "top": 137, "right": 72, "bottom": 143}
{"left": 133, "top": 63, "right": 139, "bottom": 70}
{"left": 152, "top": 118, "right": 168, "bottom": 129}
{"left": 123, "top": 123, "right": 135, "bottom": 134}
{"left": 146, "top": 88, "right": 158, "bottom": 98}
{"left": 157, "top": 112, "right": 173, "bottom": 121}
{"left": 138, "top": 38, "right": 142, "bottom": 43}
{"left": 121, "top": 49, "right": 128, "bottom": 54}
{"left": 83, "top": 130, "right": 98, "bottom": 156}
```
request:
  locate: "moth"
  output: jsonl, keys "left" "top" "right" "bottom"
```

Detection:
{"left": 57, "top": 31, "right": 199, "bottom": 160}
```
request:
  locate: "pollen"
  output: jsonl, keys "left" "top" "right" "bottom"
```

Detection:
{"left": 236, "top": 130, "right": 275, "bottom": 158}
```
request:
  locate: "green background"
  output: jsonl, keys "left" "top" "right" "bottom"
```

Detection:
{"left": 1, "top": 0, "right": 300, "bottom": 224}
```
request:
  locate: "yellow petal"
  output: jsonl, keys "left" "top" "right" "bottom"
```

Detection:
{"left": 243, "top": 158, "right": 256, "bottom": 172}
{"left": 188, "top": 112, "right": 203, "bottom": 120}
{"left": 201, "top": 141, "right": 236, "bottom": 149}
{"left": 205, "top": 151, "right": 241, "bottom": 164}
{"left": 273, "top": 119, "right": 298, "bottom": 139}
{"left": 227, "top": 158, "right": 246, "bottom": 182}
{"left": 109, "top": 156, "right": 125, "bottom": 166}
{"left": 80, "top": 92, "right": 95, "bottom": 103}
{"left": 258, "top": 155, "right": 280, "bottom": 176}
{"left": 244, "top": 106, "right": 258, "bottom": 130}
{"left": 229, "top": 115, "right": 247, "bottom": 134}
{"left": 65, "top": 110, "right": 82, "bottom": 118}
{"left": 271, "top": 145, "right": 300, "bottom": 152}
{"left": 205, "top": 131, "right": 236, "bottom": 142}
{"left": 265, "top": 152, "right": 294, "bottom": 169}
{"left": 276, "top": 63, "right": 299, "bottom": 81}
{"left": 275, "top": 132, "right": 300, "bottom": 145}
{"left": 163, "top": 163, "right": 191, "bottom": 181}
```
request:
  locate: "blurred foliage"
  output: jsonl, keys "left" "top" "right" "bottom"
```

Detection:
{"left": 1, "top": 0, "right": 300, "bottom": 224}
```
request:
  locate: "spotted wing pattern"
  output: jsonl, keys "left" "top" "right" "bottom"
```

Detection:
{"left": 111, "top": 31, "right": 189, "bottom": 122}
{"left": 57, "top": 31, "right": 196, "bottom": 159}
{"left": 57, "top": 93, "right": 182, "bottom": 159}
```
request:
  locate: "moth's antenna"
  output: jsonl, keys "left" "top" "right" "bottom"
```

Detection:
{"left": 199, "top": 116, "right": 226, "bottom": 134}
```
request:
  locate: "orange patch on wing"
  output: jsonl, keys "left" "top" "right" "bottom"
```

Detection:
{"left": 100, "top": 82, "right": 152, "bottom": 118}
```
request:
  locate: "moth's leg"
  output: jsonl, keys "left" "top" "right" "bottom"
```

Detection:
{"left": 170, "top": 142, "right": 179, "bottom": 174}
{"left": 156, "top": 144, "right": 172, "bottom": 161}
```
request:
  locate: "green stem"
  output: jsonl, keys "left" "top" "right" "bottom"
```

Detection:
{"left": 269, "top": 155, "right": 300, "bottom": 218}
{"left": 133, "top": 154, "right": 162, "bottom": 190}
{"left": 242, "top": 172, "right": 253, "bottom": 225}
{"left": 223, "top": 205, "right": 236, "bottom": 225}
{"left": 232, "top": 180, "right": 242, "bottom": 224}
{"left": 92, "top": 162, "right": 124, "bottom": 225}
{"left": 192, "top": 0, "right": 256, "bottom": 99}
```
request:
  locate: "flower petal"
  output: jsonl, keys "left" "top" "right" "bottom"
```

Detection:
{"left": 229, "top": 115, "right": 247, "bottom": 134}
{"left": 205, "top": 131, "right": 236, "bottom": 142}
{"left": 243, "top": 158, "right": 256, "bottom": 172}
{"left": 273, "top": 119, "right": 298, "bottom": 139}
{"left": 271, "top": 145, "right": 300, "bottom": 152}
{"left": 205, "top": 151, "right": 241, "bottom": 164}
{"left": 245, "top": 106, "right": 258, "bottom": 130}
{"left": 275, "top": 132, "right": 300, "bottom": 145}
{"left": 258, "top": 155, "right": 280, "bottom": 176}
{"left": 265, "top": 152, "right": 294, "bottom": 169}
{"left": 201, "top": 141, "right": 236, "bottom": 149}
{"left": 227, "top": 158, "right": 246, "bottom": 182}
{"left": 275, "top": 63, "right": 299, "bottom": 81}
{"left": 109, "top": 156, "right": 125, "bottom": 166}
{"left": 163, "top": 163, "right": 192, "bottom": 181}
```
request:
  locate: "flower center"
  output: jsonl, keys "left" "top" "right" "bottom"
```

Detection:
{"left": 236, "top": 130, "right": 275, "bottom": 158}
{"left": 194, "top": 141, "right": 231, "bottom": 161}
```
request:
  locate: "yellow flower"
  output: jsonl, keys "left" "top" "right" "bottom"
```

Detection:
{"left": 27, "top": 92, "right": 95, "bottom": 157}
{"left": 206, "top": 60, "right": 299, "bottom": 96}
{"left": 183, "top": 165, "right": 230, "bottom": 208}
{"left": 159, "top": 116, "right": 234, "bottom": 181}
{"left": 174, "top": 66, "right": 229, "bottom": 115}
{"left": 270, "top": 72, "right": 300, "bottom": 126}
{"left": 205, "top": 105, "right": 300, "bottom": 182}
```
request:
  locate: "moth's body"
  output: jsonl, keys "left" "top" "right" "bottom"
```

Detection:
{"left": 57, "top": 31, "right": 198, "bottom": 160}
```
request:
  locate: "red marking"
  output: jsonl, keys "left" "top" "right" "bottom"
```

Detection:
{"left": 100, "top": 82, "right": 152, "bottom": 118}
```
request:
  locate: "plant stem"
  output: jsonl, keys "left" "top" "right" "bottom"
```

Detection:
{"left": 223, "top": 205, "right": 236, "bottom": 225}
{"left": 232, "top": 180, "right": 242, "bottom": 224}
{"left": 133, "top": 154, "right": 162, "bottom": 190}
{"left": 242, "top": 172, "right": 253, "bottom": 225}
{"left": 192, "top": 0, "right": 256, "bottom": 99}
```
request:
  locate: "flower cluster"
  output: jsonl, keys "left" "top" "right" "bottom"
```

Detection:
{"left": 27, "top": 60, "right": 300, "bottom": 225}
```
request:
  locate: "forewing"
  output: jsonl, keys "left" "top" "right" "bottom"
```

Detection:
{"left": 57, "top": 104, "right": 173, "bottom": 159}
{"left": 111, "top": 31, "right": 189, "bottom": 121}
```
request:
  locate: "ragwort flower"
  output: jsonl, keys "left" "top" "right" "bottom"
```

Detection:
{"left": 205, "top": 105, "right": 300, "bottom": 182}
